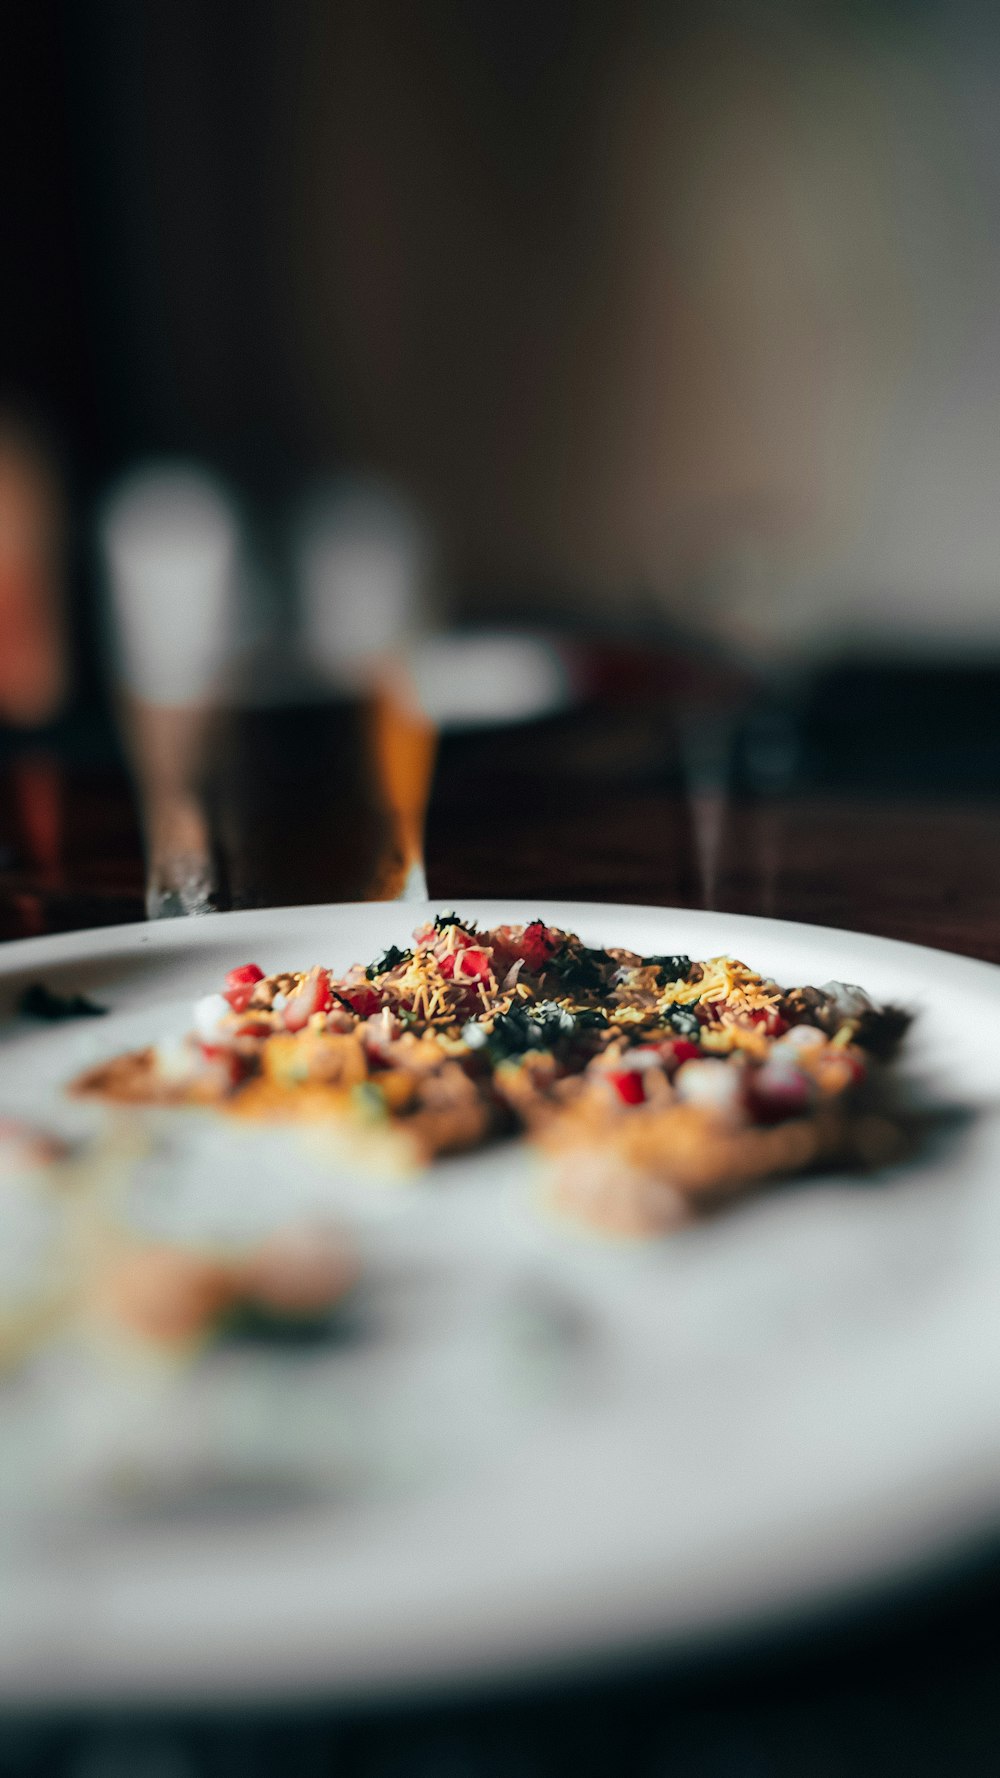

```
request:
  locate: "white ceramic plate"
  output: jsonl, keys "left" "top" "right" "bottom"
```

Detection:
{"left": 1, "top": 900, "right": 999, "bottom": 1706}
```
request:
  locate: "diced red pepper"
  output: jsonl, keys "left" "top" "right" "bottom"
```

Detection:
{"left": 223, "top": 962, "right": 265, "bottom": 1013}
{"left": 235, "top": 1020, "right": 272, "bottom": 1039}
{"left": 608, "top": 1069, "right": 646, "bottom": 1105}
{"left": 283, "top": 968, "right": 334, "bottom": 1032}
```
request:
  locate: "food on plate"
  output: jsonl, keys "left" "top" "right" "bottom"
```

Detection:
{"left": 71, "top": 914, "right": 912, "bottom": 1234}
{"left": 0, "top": 1117, "right": 87, "bottom": 1367}
{"left": 0, "top": 1115, "right": 72, "bottom": 1172}
{"left": 94, "top": 1242, "right": 242, "bottom": 1346}
{"left": 91, "top": 1225, "right": 360, "bottom": 1347}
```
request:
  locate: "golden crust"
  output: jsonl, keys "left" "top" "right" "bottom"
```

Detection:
{"left": 70, "top": 1048, "right": 215, "bottom": 1106}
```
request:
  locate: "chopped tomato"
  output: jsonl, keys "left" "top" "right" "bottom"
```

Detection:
{"left": 745, "top": 1062, "right": 812, "bottom": 1125}
{"left": 283, "top": 968, "right": 334, "bottom": 1032}
{"left": 438, "top": 947, "right": 490, "bottom": 982}
{"left": 608, "top": 1069, "right": 646, "bottom": 1105}
{"left": 199, "top": 1044, "right": 252, "bottom": 1087}
{"left": 456, "top": 947, "right": 491, "bottom": 982}
{"left": 337, "top": 983, "right": 381, "bottom": 1019}
{"left": 234, "top": 1020, "right": 272, "bottom": 1039}
{"left": 223, "top": 962, "right": 265, "bottom": 1013}
{"left": 520, "top": 920, "right": 556, "bottom": 972}
{"left": 747, "top": 1007, "right": 789, "bottom": 1037}
{"left": 226, "top": 963, "right": 265, "bottom": 988}
{"left": 660, "top": 1038, "right": 701, "bottom": 1071}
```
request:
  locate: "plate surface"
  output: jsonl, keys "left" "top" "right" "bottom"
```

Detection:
{"left": 1, "top": 900, "right": 999, "bottom": 1705}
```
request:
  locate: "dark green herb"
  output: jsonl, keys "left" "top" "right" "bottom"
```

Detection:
{"left": 221, "top": 1301, "right": 350, "bottom": 1347}
{"left": 473, "top": 999, "right": 607, "bottom": 1062}
{"left": 643, "top": 954, "right": 692, "bottom": 986}
{"left": 852, "top": 1004, "right": 912, "bottom": 1059}
{"left": 546, "top": 943, "right": 613, "bottom": 994}
{"left": 18, "top": 983, "right": 107, "bottom": 1021}
{"left": 433, "top": 910, "right": 477, "bottom": 933}
{"left": 365, "top": 945, "right": 412, "bottom": 980}
{"left": 574, "top": 1007, "right": 609, "bottom": 1030}
{"left": 664, "top": 1005, "right": 701, "bottom": 1041}
{"left": 484, "top": 1005, "right": 571, "bottom": 1059}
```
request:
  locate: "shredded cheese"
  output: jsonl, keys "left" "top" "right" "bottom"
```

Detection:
{"left": 656, "top": 957, "right": 780, "bottom": 1017}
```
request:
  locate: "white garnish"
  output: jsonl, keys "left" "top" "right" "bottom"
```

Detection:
{"left": 615, "top": 1048, "right": 664, "bottom": 1072}
{"left": 775, "top": 1024, "right": 827, "bottom": 1053}
{"left": 755, "top": 1057, "right": 810, "bottom": 1094}
{"left": 532, "top": 1002, "right": 576, "bottom": 1034}
{"left": 192, "top": 993, "right": 230, "bottom": 1040}
{"left": 674, "top": 1058, "right": 742, "bottom": 1111}
{"left": 819, "top": 982, "right": 872, "bottom": 1018}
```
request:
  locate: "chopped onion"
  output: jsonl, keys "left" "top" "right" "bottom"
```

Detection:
{"left": 674, "top": 1059, "right": 743, "bottom": 1113}
{"left": 819, "top": 982, "right": 872, "bottom": 1019}
{"left": 192, "top": 994, "right": 231, "bottom": 1041}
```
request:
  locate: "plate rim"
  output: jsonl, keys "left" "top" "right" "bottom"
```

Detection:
{"left": 3, "top": 898, "right": 999, "bottom": 987}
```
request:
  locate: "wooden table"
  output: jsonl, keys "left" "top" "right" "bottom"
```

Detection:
{"left": 3, "top": 663, "right": 999, "bottom": 965}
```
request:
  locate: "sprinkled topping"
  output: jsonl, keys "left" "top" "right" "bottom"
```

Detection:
{"left": 365, "top": 944, "right": 412, "bottom": 981}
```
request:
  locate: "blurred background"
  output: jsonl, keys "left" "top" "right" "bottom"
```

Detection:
{"left": 4, "top": 0, "right": 1000, "bottom": 937}
{"left": 9, "top": 0, "right": 1000, "bottom": 637}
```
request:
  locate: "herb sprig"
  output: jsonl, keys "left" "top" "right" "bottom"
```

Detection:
{"left": 643, "top": 954, "right": 692, "bottom": 987}
{"left": 365, "top": 945, "right": 412, "bottom": 981}
{"left": 433, "top": 911, "right": 478, "bottom": 934}
{"left": 545, "top": 942, "right": 614, "bottom": 994}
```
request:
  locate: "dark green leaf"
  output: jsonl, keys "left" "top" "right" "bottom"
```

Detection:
{"left": 365, "top": 945, "right": 412, "bottom": 980}
{"left": 19, "top": 983, "right": 107, "bottom": 1020}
